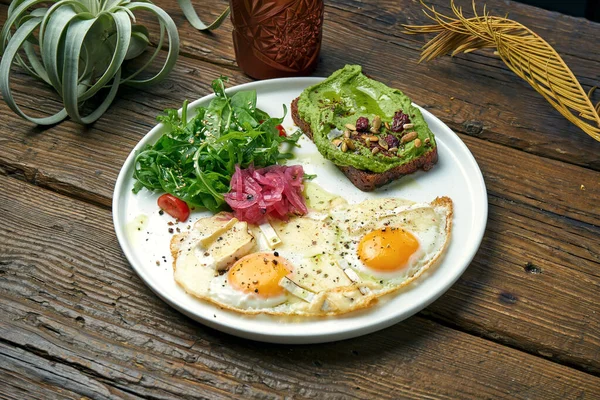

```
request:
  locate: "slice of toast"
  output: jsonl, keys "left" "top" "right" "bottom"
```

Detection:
{"left": 291, "top": 97, "right": 438, "bottom": 191}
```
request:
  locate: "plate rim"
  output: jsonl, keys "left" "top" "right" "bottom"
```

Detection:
{"left": 112, "top": 76, "right": 488, "bottom": 344}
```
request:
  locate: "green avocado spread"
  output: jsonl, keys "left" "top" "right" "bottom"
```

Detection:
{"left": 297, "top": 65, "right": 436, "bottom": 173}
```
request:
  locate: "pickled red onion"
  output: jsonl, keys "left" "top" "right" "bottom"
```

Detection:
{"left": 225, "top": 164, "right": 307, "bottom": 224}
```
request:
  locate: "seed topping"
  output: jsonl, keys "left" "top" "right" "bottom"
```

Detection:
{"left": 378, "top": 138, "right": 389, "bottom": 150}
{"left": 370, "top": 115, "right": 382, "bottom": 133}
{"left": 401, "top": 131, "right": 418, "bottom": 143}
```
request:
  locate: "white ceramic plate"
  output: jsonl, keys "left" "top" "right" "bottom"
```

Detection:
{"left": 113, "top": 77, "right": 487, "bottom": 344}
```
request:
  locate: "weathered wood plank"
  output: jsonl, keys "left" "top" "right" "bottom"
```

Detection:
{"left": 0, "top": 47, "right": 599, "bottom": 373}
{"left": 4, "top": 303, "right": 600, "bottom": 400}
{"left": 118, "top": 0, "right": 600, "bottom": 79}
{"left": 462, "top": 135, "right": 599, "bottom": 227}
{"left": 1, "top": 0, "right": 600, "bottom": 395}
{"left": 0, "top": 342, "right": 142, "bottom": 400}
{"left": 0, "top": 1, "right": 598, "bottom": 209}
{"left": 1, "top": 162, "right": 600, "bottom": 398}
{"left": 1, "top": 1, "right": 599, "bottom": 170}
{"left": 0, "top": 59, "right": 248, "bottom": 207}
{"left": 321, "top": 0, "right": 600, "bottom": 170}
{"left": 426, "top": 192, "right": 600, "bottom": 372}
{"left": 127, "top": 0, "right": 600, "bottom": 169}
{"left": 0, "top": 52, "right": 598, "bottom": 220}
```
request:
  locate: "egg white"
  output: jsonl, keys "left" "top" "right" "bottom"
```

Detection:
{"left": 209, "top": 273, "right": 289, "bottom": 308}
{"left": 171, "top": 184, "right": 453, "bottom": 316}
{"left": 330, "top": 198, "right": 450, "bottom": 282}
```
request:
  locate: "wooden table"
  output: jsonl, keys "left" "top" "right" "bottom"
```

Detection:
{"left": 1, "top": 0, "right": 599, "bottom": 398}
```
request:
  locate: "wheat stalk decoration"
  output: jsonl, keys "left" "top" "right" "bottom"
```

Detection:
{"left": 403, "top": 0, "right": 600, "bottom": 141}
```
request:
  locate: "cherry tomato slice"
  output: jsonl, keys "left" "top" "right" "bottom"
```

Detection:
{"left": 276, "top": 124, "right": 286, "bottom": 137}
{"left": 157, "top": 194, "right": 190, "bottom": 222}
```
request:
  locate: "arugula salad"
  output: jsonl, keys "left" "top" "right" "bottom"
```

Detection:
{"left": 132, "top": 77, "right": 301, "bottom": 213}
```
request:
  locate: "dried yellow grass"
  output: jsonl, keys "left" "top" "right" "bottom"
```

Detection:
{"left": 403, "top": 1, "right": 600, "bottom": 141}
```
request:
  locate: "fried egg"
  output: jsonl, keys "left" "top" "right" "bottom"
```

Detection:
{"left": 330, "top": 197, "right": 451, "bottom": 284}
{"left": 171, "top": 183, "right": 453, "bottom": 316}
{"left": 208, "top": 252, "right": 293, "bottom": 308}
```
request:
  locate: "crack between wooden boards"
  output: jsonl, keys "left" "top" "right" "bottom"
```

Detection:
{"left": 1, "top": 164, "right": 111, "bottom": 211}
{"left": 0, "top": 337, "right": 150, "bottom": 400}
{"left": 417, "top": 309, "right": 600, "bottom": 378}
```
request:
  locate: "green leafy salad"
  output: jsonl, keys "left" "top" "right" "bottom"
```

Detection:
{"left": 132, "top": 77, "right": 301, "bottom": 212}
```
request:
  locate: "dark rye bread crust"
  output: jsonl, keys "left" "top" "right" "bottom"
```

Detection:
{"left": 291, "top": 97, "right": 438, "bottom": 191}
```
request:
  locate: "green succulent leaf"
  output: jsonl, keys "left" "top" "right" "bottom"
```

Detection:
{"left": 177, "top": 0, "right": 230, "bottom": 31}
{"left": 0, "top": 16, "right": 68, "bottom": 125}
{"left": 122, "top": 2, "right": 179, "bottom": 87}
{"left": 0, "top": 0, "right": 180, "bottom": 125}
{"left": 127, "top": 24, "right": 150, "bottom": 60}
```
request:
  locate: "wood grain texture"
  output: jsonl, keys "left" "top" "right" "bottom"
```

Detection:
{"left": 126, "top": 0, "right": 600, "bottom": 169}
{"left": 2, "top": 1, "right": 600, "bottom": 172}
{"left": 426, "top": 193, "right": 600, "bottom": 371}
{"left": 0, "top": 57, "right": 251, "bottom": 207}
{"left": 0, "top": 6, "right": 598, "bottom": 377}
{"left": 1, "top": 175, "right": 600, "bottom": 399}
{"left": 0, "top": 54, "right": 598, "bottom": 218}
{"left": 0, "top": 0, "right": 598, "bottom": 204}
{"left": 0, "top": 342, "right": 142, "bottom": 400}
{"left": 0, "top": 0, "right": 600, "bottom": 397}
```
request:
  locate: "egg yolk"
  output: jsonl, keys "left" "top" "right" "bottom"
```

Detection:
{"left": 357, "top": 228, "right": 420, "bottom": 272}
{"left": 228, "top": 253, "right": 291, "bottom": 298}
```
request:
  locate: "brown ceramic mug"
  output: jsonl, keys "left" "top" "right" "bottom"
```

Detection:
{"left": 229, "top": 0, "right": 324, "bottom": 79}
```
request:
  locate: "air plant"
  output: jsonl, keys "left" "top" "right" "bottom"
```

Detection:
{"left": 403, "top": 1, "right": 600, "bottom": 141}
{"left": 0, "top": 0, "right": 180, "bottom": 125}
{"left": 177, "top": 0, "right": 230, "bottom": 31}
